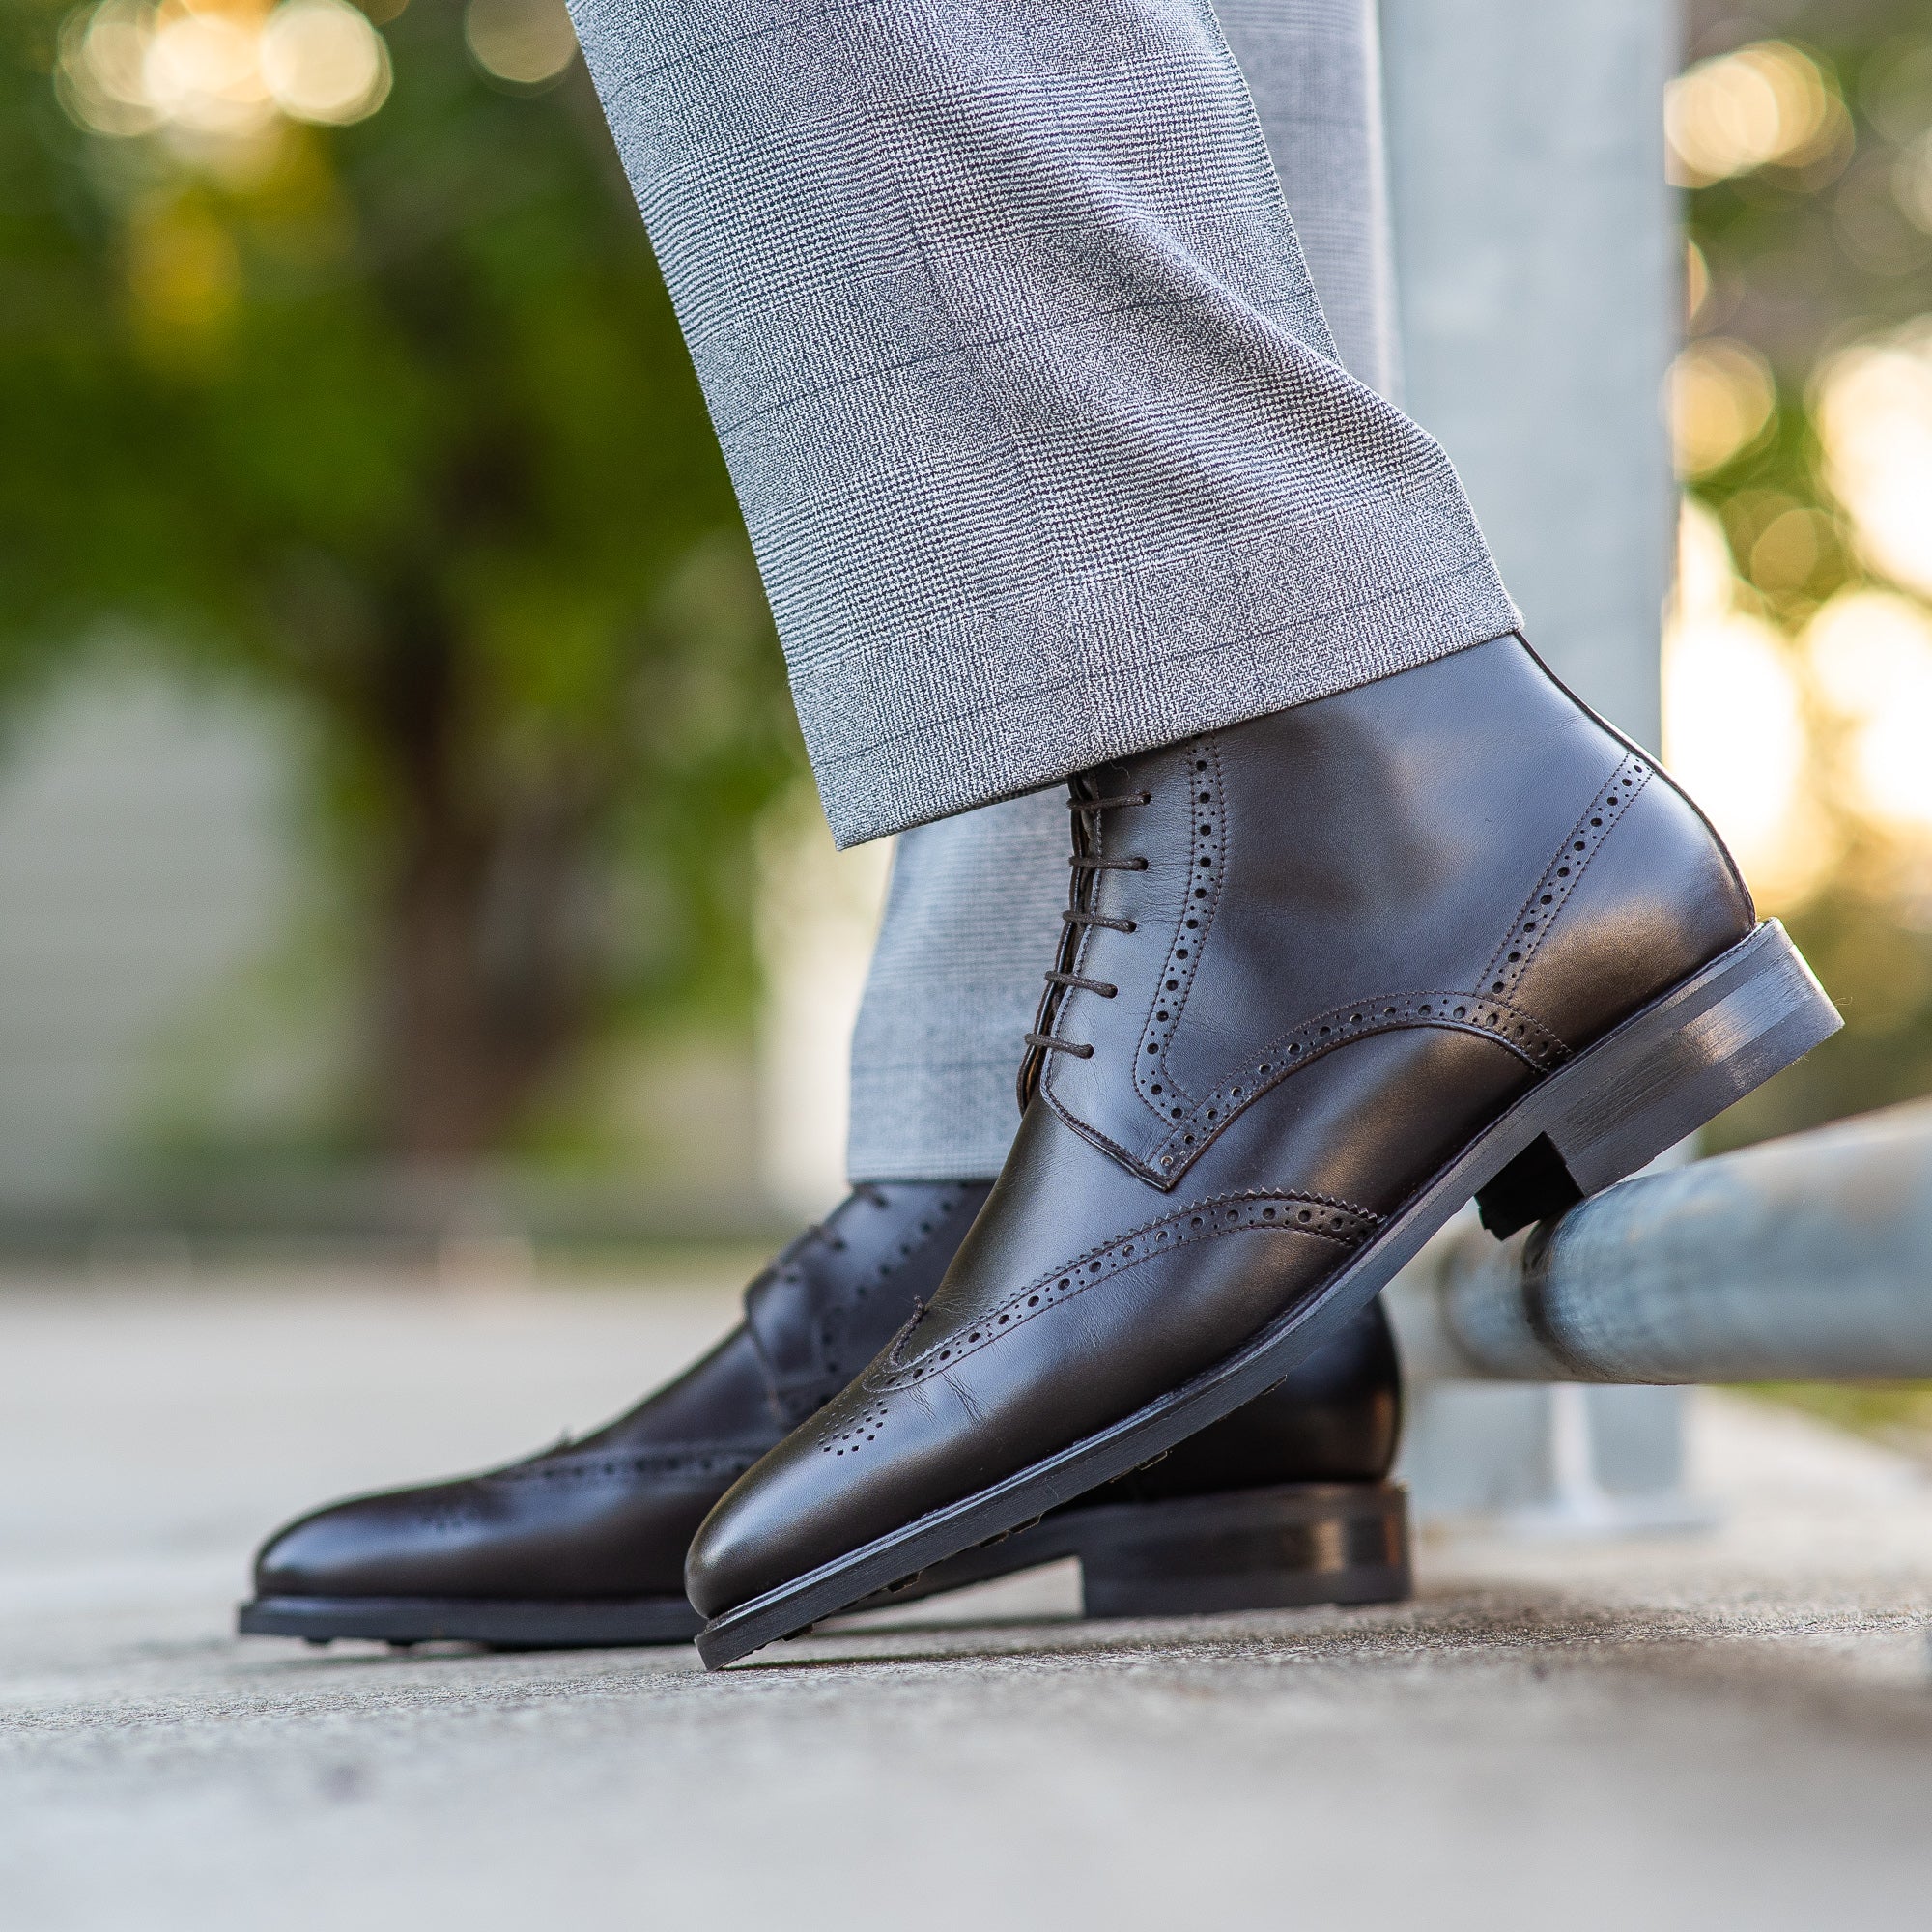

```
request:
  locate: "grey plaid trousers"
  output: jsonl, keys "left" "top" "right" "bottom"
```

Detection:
{"left": 571, "top": 0, "right": 1514, "bottom": 851}
{"left": 840, "top": 0, "right": 1454, "bottom": 1179}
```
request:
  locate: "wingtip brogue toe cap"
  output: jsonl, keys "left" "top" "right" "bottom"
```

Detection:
{"left": 251, "top": 1483, "right": 482, "bottom": 1599}
{"left": 251, "top": 1496, "right": 384, "bottom": 1599}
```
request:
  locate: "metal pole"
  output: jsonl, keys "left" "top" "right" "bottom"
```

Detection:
{"left": 1378, "top": 0, "right": 1680, "bottom": 749}
{"left": 1378, "top": 0, "right": 1687, "bottom": 1525}
{"left": 1389, "top": 1101, "right": 1932, "bottom": 1385}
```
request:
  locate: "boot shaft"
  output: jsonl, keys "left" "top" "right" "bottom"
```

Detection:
{"left": 1037, "top": 634, "right": 1756, "bottom": 1189}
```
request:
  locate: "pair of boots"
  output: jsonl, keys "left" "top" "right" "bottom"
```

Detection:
{"left": 242, "top": 1183, "right": 1407, "bottom": 1647}
{"left": 243, "top": 638, "right": 1837, "bottom": 1661}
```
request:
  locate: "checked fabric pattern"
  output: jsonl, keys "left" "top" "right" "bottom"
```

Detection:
{"left": 571, "top": 0, "right": 1519, "bottom": 844}
{"left": 845, "top": 787, "right": 1069, "bottom": 1180}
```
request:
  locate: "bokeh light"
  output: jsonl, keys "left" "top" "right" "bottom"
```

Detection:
{"left": 56, "top": 0, "right": 389, "bottom": 139}
{"left": 1750, "top": 506, "right": 1833, "bottom": 593}
{"left": 260, "top": 0, "right": 390, "bottom": 124}
{"left": 1816, "top": 325, "right": 1932, "bottom": 600}
{"left": 1665, "top": 40, "right": 1849, "bottom": 185}
{"left": 1897, "top": 132, "right": 1932, "bottom": 234}
{"left": 1804, "top": 590, "right": 1932, "bottom": 832}
{"left": 143, "top": 2, "right": 271, "bottom": 134}
{"left": 1685, "top": 238, "right": 1710, "bottom": 323}
{"left": 462, "top": 0, "right": 577, "bottom": 87}
{"left": 1862, "top": 41, "right": 1932, "bottom": 145}
{"left": 56, "top": 0, "right": 165, "bottom": 134}
{"left": 1667, "top": 336, "right": 1776, "bottom": 478}
{"left": 1664, "top": 501, "right": 1831, "bottom": 907}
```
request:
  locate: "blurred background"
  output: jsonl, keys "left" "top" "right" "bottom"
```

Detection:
{"left": 3, "top": 0, "right": 1932, "bottom": 1290}
{"left": 9, "top": 12, "right": 1932, "bottom": 1918}
{"left": 5, "top": 0, "right": 834, "bottom": 1258}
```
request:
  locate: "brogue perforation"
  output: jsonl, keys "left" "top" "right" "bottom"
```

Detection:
{"left": 868, "top": 1190, "right": 1380, "bottom": 1393}
{"left": 1481, "top": 753, "right": 1652, "bottom": 1001}
{"left": 1132, "top": 736, "right": 1229, "bottom": 1118}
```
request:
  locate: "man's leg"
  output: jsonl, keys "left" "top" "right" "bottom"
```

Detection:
{"left": 571, "top": 0, "right": 1516, "bottom": 846}
{"left": 1216, "top": 0, "right": 1399, "bottom": 403}
{"left": 240, "top": 4, "right": 1438, "bottom": 1652}
{"left": 846, "top": 795, "right": 1065, "bottom": 1182}
{"left": 847, "top": 0, "right": 1401, "bottom": 1189}
{"left": 564, "top": 0, "right": 1831, "bottom": 1660}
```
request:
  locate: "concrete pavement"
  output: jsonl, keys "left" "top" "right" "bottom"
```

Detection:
{"left": 4, "top": 1266, "right": 1930, "bottom": 1929}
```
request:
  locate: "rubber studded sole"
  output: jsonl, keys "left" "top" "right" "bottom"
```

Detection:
{"left": 236, "top": 1593, "right": 703, "bottom": 1649}
{"left": 696, "top": 921, "right": 1839, "bottom": 1668}
{"left": 236, "top": 1483, "right": 1408, "bottom": 1650}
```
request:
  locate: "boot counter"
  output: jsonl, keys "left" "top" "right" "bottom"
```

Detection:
{"left": 1509, "top": 762, "right": 1758, "bottom": 1055}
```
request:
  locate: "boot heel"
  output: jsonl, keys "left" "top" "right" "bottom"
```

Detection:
{"left": 1071, "top": 1482, "right": 1409, "bottom": 1619}
{"left": 1477, "top": 921, "right": 1840, "bottom": 1238}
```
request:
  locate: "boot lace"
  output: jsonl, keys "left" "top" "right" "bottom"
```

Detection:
{"left": 1018, "top": 778, "right": 1151, "bottom": 1104}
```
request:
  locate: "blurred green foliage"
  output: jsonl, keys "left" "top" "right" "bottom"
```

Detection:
{"left": 1, "top": 0, "right": 801, "bottom": 1162}
{"left": 1748, "top": 1380, "right": 1932, "bottom": 1463}
{"left": 12, "top": 0, "right": 1932, "bottom": 1180}
{"left": 1683, "top": 0, "right": 1932, "bottom": 1153}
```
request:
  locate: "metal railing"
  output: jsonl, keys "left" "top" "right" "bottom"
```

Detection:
{"left": 1388, "top": 1100, "right": 1932, "bottom": 1385}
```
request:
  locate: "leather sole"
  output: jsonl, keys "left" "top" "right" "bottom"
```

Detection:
{"left": 236, "top": 1593, "right": 703, "bottom": 1649}
{"left": 860, "top": 1478, "right": 1409, "bottom": 1620}
{"left": 696, "top": 920, "right": 1839, "bottom": 1668}
{"left": 235, "top": 1480, "right": 1408, "bottom": 1649}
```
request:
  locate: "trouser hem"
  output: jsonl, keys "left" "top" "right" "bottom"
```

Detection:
{"left": 802, "top": 494, "right": 1519, "bottom": 845}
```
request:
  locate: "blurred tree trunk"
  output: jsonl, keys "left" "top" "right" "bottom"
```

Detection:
{"left": 9, "top": 18, "right": 799, "bottom": 1179}
{"left": 364, "top": 598, "right": 608, "bottom": 1162}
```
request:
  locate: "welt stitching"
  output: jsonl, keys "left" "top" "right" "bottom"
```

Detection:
{"left": 869, "top": 1190, "right": 1381, "bottom": 1390}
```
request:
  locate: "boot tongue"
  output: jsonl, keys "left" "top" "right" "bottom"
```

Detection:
{"left": 742, "top": 1182, "right": 993, "bottom": 1409}
{"left": 740, "top": 1186, "right": 892, "bottom": 1406}
{"left": 741, "top": 1236, "right": 834, "bottom": 1396}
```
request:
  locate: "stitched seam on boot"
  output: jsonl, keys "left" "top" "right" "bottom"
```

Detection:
{"left": 1041, "top": 737, "right": 1226, "bottom": 1129}
{"left": 1140, "top": 991, "right": 1569, "bottom": 1182}
{"left": 867, "top": 1190, "right": 1380, "bottom": 1391}
{"left": 1123, "top": 764, "right": 1651, "bottom": 1184}
{"left": 1479, "top": 753, "right": 1652, "bottom": 1000}
{"left": 743, "top": 1188, "right": 969, "bottom": 1396}
{"left": 1049, "top": 753, "right": 1647, "bottom": 1189}
{"left": 489, "top": 1446, "right": 769, "bottom": 1485}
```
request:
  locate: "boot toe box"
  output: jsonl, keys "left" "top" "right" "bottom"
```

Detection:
{"left": 686, "top": 1220, "right": 1355, "bottom": 1620}
{"left": 252, "top": 1481, "right": 499, "bottom": 1600}
{"left": 685, "top": 1386, "right": 965, "bottom": 1619}
{"left": 253, "top": 1459, "right": 723, "bottom": 1603}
